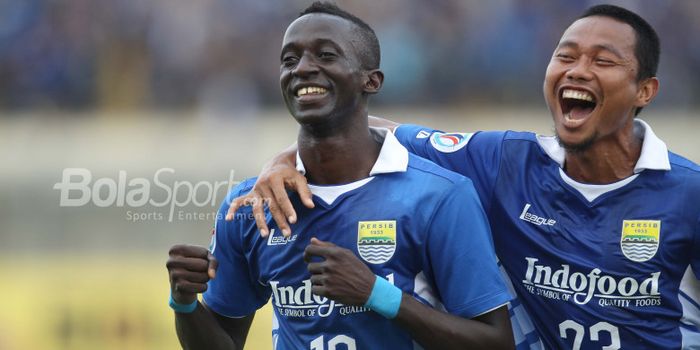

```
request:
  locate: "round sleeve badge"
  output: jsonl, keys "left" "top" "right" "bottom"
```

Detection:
{"left": 429, "top": 132, "right": 473, "bottom": 153}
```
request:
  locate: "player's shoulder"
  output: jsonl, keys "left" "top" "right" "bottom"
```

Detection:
{"left": 405, "top": 153, "right": 474, "bottom": 188}
{"left": 227, "top": 177, "right": 257, "bottom": 198}
{"left": 501, "top": 130, "right": 538, "bottom": 142}
{"left": 219, "top": 176, "right": 259, "bottom": 219}
{"left": 212, "top": 177, "right": 261, "bottom": 247}
{"left": 470, "top": 129, "right": 539, "bottom": 150}
{"left": 667, "top": 152, "right": 700, "bottom": 192}
{"left": 471, "top": 130, "right": 543, "bottom": 161}
{"left": 668, "top": 151, "right": 700, "bottom": 174}
{"left": 397, "top": 124, "right": 537, "bottom": 148}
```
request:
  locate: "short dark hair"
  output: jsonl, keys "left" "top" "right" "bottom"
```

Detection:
{"left": 299, "top": 2, "right": 380, "bottom": 70}
{"left": 580, "top": 5, "right": 659, "bottom": 115}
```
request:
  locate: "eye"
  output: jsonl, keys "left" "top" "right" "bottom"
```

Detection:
{"left": 281, "top": 55, "right": 298, "bottom": 68}
{"left": 595, "top": 58, "right": 615, "bottom": 66}
{"left": 556, "top": 53, "right": 575, "bottom": 63}
{"left": 318, "top": 51, "right": 337, "bottom": 60}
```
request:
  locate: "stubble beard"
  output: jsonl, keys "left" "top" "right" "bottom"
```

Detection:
{"left": 556, "top": 130, "right": 598, "bottom": 154}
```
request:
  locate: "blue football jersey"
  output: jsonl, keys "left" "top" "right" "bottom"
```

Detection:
{"left": 395, "top": 120, "right": 700, "bottom": 349}
{"left": 203, "top": 130, "right": 511, "bottom": 349}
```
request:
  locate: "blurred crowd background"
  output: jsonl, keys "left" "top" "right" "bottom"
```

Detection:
{"left": 1, "top": 1, "right": 699, "bottom": 349}
{"left": 1, "top": 0, "right": 700, "bottom": 112}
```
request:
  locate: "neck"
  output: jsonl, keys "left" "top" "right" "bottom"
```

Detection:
{"left": 564, "top": 121, "right": 643, "bottom": 184}
{"left": 298, "top": 112, "right": 382, "bottom": 185}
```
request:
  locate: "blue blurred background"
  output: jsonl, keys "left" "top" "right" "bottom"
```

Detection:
{"left": 0, "top": 0, "right": 699, "bottom": 111}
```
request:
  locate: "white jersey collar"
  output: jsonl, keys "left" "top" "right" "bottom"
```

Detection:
{"left": 296, "top": 127, "right": 409, "bottom": 176}
{"left": 295, "top": 127, "right": 409, "bottom": 205}
{"left": 537, "top": 119, "right": 670, "bottom": 202}
{"left": 536, "top": 118, "right": 671, "bottom": 173}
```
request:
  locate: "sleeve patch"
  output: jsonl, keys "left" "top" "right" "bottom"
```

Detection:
{"left": 429, "top": 132, "right": 473, "bottom": 153}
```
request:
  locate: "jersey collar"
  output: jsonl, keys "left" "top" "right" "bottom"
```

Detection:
{"left": 536, "top": 118, "right": 671, "bottom": 173}
{"left": 296, "top": 127, "right": 409, "bottom": 176}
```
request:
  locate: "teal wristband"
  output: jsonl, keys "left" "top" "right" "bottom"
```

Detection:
{"left": 364, "top": 275, "right": 402, "bottom": 319}
{"left": 169, "top": 294, "right": 198, "bottom": 314}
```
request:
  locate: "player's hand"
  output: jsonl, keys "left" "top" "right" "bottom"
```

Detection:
{"left": 167, "top": 244, "right": 218, "bottom": 304}
{"left": 225, "top": 154, "right": 314, "bottom": 238}
{"left": 304, "top": 238, "right": 375, "bottom": 306}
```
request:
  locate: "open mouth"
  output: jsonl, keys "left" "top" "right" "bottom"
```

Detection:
{"left": 560, "top": 88, "right": 597, "bottom": 124}
{"left": 295, "top": 86, "right": 329, "bottom": 103}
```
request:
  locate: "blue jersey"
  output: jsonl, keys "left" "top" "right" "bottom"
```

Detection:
{"left": 203, "top": 130, "right": 511, "bottom": 349}
{"left": 395, "top": 120, "right": 700, "bottom": 349}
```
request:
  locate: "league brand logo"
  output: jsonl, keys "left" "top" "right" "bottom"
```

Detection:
{"left": 357, "top": 220, "right": 396, "bottom": 264}
{"left": 429, "top": 132, "right": 472, "bottom": 153}
{"left": 620, "top": 220, "right": 660, "bottom": 262}
{"left": 416, "top": 130, "right": 431, "bottom": 139}
{"left": 267, "top": 229, "right": 298, "bottom": 246}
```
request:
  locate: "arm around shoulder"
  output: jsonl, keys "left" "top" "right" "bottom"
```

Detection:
{"left": 394, "top": 180, "right": 513, "bottom": 349}
{"left": 225, "top": 142, "right": 314, "bottom": 237}
{"left": 394, "top": 297, "right": 514, "bottom": 350}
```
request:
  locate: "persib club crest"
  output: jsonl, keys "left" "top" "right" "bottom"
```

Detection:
{"left": 357, "top": 221, "right": 396, "bottom": 264}
{"left": 429, "top": 132, "right": 472, "bottom": 153}
{"left": 620, "top": 220, "right": 660, "bottom": 262}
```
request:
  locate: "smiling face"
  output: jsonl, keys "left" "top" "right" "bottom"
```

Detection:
{"left": 280, "top": 13, "right": 371, "bottom": 126}
{"left": 543, "top": 16, "right": 654, "bottom": 152}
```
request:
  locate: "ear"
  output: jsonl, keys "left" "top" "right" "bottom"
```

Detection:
{"left": 363, "top": 69, "right": 384, "bottom": 94}
{"left": 635, "top": 77, "right": 659, "bottom": 109}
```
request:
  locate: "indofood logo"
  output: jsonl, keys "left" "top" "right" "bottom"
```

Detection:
{"left": 270, "top": 280, "right": 369, "bottom": 318}
{"left": 522, "top": 257, "right": 660, "bottom": 307}
{"left": 620, "top": 220, "right": 660, "bottom": 262}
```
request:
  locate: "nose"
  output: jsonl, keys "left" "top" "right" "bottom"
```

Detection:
{"left": 565, "top": 58, "right": 594, "bottom": 81}
{"left": 292, "top": 54, "right": 318, "bottom": 77}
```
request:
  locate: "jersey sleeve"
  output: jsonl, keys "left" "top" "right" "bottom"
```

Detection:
{"left": 202, "top": 179, "right": 271, "bottom": 317}
{"left": 424, "top": 178, "right": 512, "bottom": 318}
{"left": 394, "top": 124, "right": 505, "bottom": 211}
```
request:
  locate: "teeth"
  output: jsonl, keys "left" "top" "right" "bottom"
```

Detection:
{"left": 297, "top": 86, "right": 328, "bottom": 97}
{"left": 562, "top": 89, "right": 595, "bottom": 102}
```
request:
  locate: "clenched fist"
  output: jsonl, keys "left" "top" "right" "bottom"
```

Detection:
{"left": 167, "top": 244, "right": 218, "bottom": 304}
{"left": 304, "top": 238, "right": 376, "bottom": 306}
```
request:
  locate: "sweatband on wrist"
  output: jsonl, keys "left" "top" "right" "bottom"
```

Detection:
{"left": 364, "top": 275, "right": 402, "bottom": 319}
{"left": 169, "top": 293, "right": 198, "bottom": 314}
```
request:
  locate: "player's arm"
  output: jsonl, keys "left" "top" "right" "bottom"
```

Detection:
{"left": 174, "top": 302, "right": 254, "bottom": 350}
{"left": 396, "top": 297, "right": 512, "bottom": 349}
{"left": 304, "top": 238, "right": 513, "bottom": 350}
{"left": 225, "top": 116, "right": 402, "bottom": 236}
{"left": 167, "top": 244, "right": 254, "bottom": 349}
{"left": 392, "top": 178, "right": 514, "bottom": 349}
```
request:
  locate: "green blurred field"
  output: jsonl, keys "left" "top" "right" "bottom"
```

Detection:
{"left": 0, "top": 255, "right": 273, "bottom": 350}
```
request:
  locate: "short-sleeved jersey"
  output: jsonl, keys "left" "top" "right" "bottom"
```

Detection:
{"left": 395, "top": 120, "right": 700, "bottom": 349}
{"left": 203, "top": 130, "right": 511, "bottom": 349}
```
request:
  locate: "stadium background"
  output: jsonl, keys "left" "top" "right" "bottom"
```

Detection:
{"left": 0, "top": 1, "right": 698, "bottom": 349}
